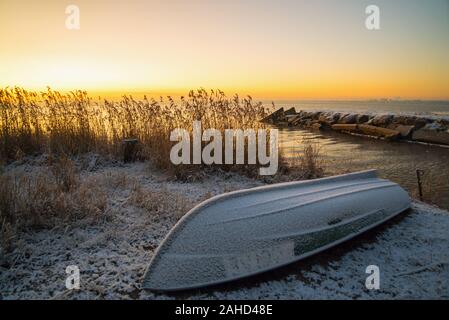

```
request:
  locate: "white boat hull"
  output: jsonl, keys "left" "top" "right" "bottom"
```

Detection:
{"left": 143, "top": 170, "right": 411, "bottom": 292}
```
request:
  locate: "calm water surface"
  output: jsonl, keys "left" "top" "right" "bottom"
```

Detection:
{"left": 270, "top": 100, "right": 449, "bottom": 115}
{"left": 279, "top": 128, "right": 449, "bottom": 210}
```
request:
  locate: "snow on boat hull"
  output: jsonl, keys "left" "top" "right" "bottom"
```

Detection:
{"left": 143, "top": 170, "right": 410, "bottom": 292}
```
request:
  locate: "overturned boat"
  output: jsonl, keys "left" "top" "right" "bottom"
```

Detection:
{"left": 143, "top": 170, "right": 410, "bottom": 292}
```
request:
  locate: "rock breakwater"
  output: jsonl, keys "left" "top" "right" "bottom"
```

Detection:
{"left": 262, "top": 107, "right": 449, "bottom": 145}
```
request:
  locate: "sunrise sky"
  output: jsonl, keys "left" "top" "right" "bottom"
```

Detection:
{"left": 0, "top": 0, "right": 448, "bottom": 99}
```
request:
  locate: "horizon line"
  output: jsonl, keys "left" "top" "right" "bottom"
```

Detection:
{"left": 1, "top": 85, "right": 449, "bottom": 102}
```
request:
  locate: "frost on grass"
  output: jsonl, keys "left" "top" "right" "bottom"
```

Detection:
{"left": 0, "top": 159, "right": 259, "bottom": 299}
{"left": 1, "top": 159, "right": 449, "bottom": 299}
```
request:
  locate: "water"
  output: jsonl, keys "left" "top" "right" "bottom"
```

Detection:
{"left": 279, "top": 127, "right": 449, "bottom": 210}
{"left": 268, "top": 100, "right": 449, "bottom": 116}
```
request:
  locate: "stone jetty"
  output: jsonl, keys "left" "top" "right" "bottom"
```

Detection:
{"left": 261, "top": 107, "right": 449, "bottom": 146}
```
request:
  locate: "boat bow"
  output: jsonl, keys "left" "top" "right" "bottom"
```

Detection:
{"left": 143, "top": 170, "right": 410, "bottom": 292}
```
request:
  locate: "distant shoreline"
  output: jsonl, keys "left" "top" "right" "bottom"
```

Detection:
{"left": 264, "top": 100, "right": 449, "bottom": 117}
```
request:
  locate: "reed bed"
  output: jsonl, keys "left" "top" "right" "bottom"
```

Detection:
{"left": 0, "top": 87, "right": 268, "bottom": 170}
{"left": 277, "top": 138, "right": 325, "bottom": 181}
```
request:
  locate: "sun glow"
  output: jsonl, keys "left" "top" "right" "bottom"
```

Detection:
{"left": 2, "top": 57, "right": 132, "bottom": 91}
{"left": 1, "top": 0, "right": 448, "bottom": 99}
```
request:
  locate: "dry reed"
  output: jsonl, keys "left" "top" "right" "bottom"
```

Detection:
{"left": 0, "top": 87, "right": 268, "bottom": 173}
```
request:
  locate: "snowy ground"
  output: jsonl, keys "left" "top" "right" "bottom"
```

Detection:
{"left": 1, "top": 162, "right": 448, "bottom": 300}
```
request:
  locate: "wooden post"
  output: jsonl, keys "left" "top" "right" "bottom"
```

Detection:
{"left": 123, "top": 138, "right": 139, "bottom": 163}
{"left": 416, "top": 169, "right": 424, "bottom": 201}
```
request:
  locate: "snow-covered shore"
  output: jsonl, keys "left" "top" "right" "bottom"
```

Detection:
{"left": 1, "top": 161, "right": 448, "bottom": 300}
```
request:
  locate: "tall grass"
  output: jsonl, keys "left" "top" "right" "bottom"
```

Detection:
{"left": 0, "top": 161, "right": 108, "bottom": 252}
{"left": 279, "top": 138, "right": 325, "bottom": 180}
{"left": 0, "top": 87, "right": 268, "bottom": 171}
{"left": 300, "top": 139, "right": 325, "bottom": 179}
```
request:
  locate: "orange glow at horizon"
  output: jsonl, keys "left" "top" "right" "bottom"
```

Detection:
{"left": 1, "top": 0, "right": 448, "bottom": 100}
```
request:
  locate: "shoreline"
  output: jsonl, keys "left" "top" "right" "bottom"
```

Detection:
{"left": 263, "top": 108, "right": 449, "bottom": 146}
{"left": 1, "top": 159, "right": 449, "bottom": 299}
